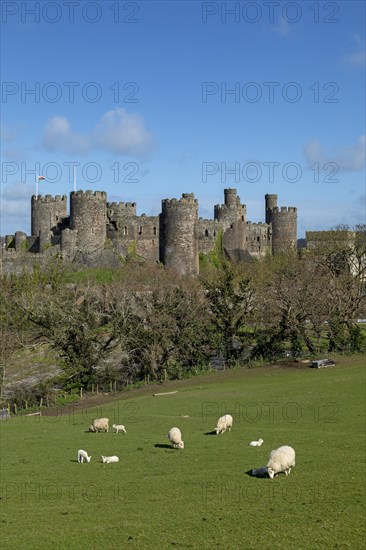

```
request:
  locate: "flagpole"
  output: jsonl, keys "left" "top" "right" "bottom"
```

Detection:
{"left": 36, "top": 176, "right": 39, "bottom": 199}
{"left": 73, "top": 166, "right": 76, "bottom": 192}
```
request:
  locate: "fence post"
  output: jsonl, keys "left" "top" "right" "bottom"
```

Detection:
{"left": 164, "top": 369, "right": 167, "bottom": 381}
{"left": 92, "top": 384, "right": 94, "bottom": 395}
{"left": 114, "top": 380, "right": 117, "bottom": 391}
{"left": 25, "top": 399, "right": 28, "bottom": 410}
{"left": 80, "top": 387, "right": 83, "bottom": 400}
{"left": 110, "top": 381, "right": 113, "bottom": 392}
{"left": 14, "top": 403, "right": 17, "bottom": 415}
{"left": 96, "top": 383, "right": 99, "bottom": 394}
{"left": 147, "top": 374, "right": 150, "bottom": 385}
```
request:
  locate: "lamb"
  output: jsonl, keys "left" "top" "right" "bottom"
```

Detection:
{"left": 112, "top": 424, "right": 126, "bottom": 434}
{"left": 168, "top": 427, "right": 184, "bottom": 449}
{"left": 89, "top": 418, "right": 109, "bottom": 433}
{"left": 77, "top": 449, "right": 91, "bottom": 463}
{"left": 215, "top": 414, "right": 233, "bottom": 435}
{"left": 249, "top": 438, "right": 263, "bottom": 447}
{"left": 266, "top": 445, "right": 296, "bottom": 479}
{"left": 101, "top": 455, "right": 119, "bottom": 464}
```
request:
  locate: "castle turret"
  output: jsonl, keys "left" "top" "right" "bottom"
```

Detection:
{"left": 214, "top": 188, "right": 246, "bottom": 230}
{"left": 224, "top": 188, "right": 237, "bottom": 208}
{"left": 70, "top": 190, "right": 107, "bottom": 253}
{"left": 214, "top": 188, "right": 247, "bottom": 260}
{"left": 31, "top": 195, "right": 67, "bottom": 243}
{"left": 265, "top": 193, "right": 278, "bottom": 224}
{"left": 14, "top": 231, "right": 27, "bottom": 252}
{"left": 160, "top": 193, "right": 198, "bottom": 276}
{"left": 271, "top": 207, "right": 297, "bottom": 253}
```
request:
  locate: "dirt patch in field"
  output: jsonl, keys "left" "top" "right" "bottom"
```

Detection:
{"left": 39, "top": 360, "right": 313, "bottom": 417}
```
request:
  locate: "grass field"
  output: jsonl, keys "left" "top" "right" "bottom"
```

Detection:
{"left": 1, "top": 355, "right": 365, "bottom": 549}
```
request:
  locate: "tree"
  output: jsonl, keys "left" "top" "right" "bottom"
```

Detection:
{"left": 110, "top": 278, "right": 213, "bottom": 380}
{"left": 201, "top": 260, "right": 255, "bottom": 366}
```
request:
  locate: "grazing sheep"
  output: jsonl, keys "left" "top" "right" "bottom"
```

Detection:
{"left": 77, "top": 449, "right": 91, "bottom": 463}
{"left": 249, "top": 438, "right": 263, "bottom": 447}
{"left": 89, "top": 418, "right": 109, "bottom": 433}
{"left": 266, "top": 445, "right": 296, "bottom": 479}
{"left": 112, "top": 424, "right": 126, "bottom": 434}
{"left": 215, "top": 414, "right": 233, "bottom": 435}
{"left": 168, "top": 427, "right": 184, "bottom": 449}
{"left": 101, "top": 455, "right": 119, "bottom": 464}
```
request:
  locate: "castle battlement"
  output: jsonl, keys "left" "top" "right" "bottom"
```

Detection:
{"left": 272, "top": 206, "right": 297, "bottom": 214}
{"left": 162, "top": 194, "right": 198, "bottom": 206}
{"left": 107, "top": 201, "right": 137, "bottom": 209}
{"left": 71, "top": 190, "right": 107, "bottom": 199}
{"left": 32, "top": 194, "right": 67, "bottom": 203}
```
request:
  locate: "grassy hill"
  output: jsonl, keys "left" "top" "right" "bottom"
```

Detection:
{"left": 0, "top": 355, "right": 365, "bottom": 549}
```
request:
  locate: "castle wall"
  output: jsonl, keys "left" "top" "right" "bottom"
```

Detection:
{"left": 160, "top": 193, "right": 198, "bottom": 276}
{"left": 197, "top": 219, "right": 220, "bottom": 255}
{"left": 107, "top": 214, "right": 160, "bottom": 262}
{"left": 61, "top": 228, "right": 78, "bottom": 260}
{"left": 246, "top": 222, "right": 271, "bottom": 258}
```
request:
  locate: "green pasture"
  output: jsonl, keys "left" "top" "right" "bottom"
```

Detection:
{"left": 0, "top": 356, "right": 365, "bottom": 549}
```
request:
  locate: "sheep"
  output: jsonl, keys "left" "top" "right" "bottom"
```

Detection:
{"left": 77, "top": 449, "right": 91, "bottom": 463}
{"left": 112, "top": 424, "right": 126, "bottom": 434}
{"left": 266, "top": 445, "right": 296, "bottom": 479}
{"left": 249, "top": 438, "right": 263, "bottom": 447}
{"left": 101, "top": 455, "right": 119, "bottom": 464}
{"left": 89, "top": 418, "right": 109, "bottom": 433}
{"left": 168, "top": 427, "right": 184, "bottom": 449}
{"left": 215, "top": 414, "right": 233, "bottom": 435}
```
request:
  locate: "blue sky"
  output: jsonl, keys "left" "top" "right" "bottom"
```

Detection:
{"left": 1, "top": 0, "right": 365, "bottom": 238}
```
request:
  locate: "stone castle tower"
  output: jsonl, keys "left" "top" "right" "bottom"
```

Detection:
{"left": 265, "top": 193, "right": 297, "bottom": 253}
{"left": 31, "top": 194, "right": 67, "bottom": 250}
{"left": 70, "top": 190, "right": 107, "bottom": 253}
{"left": 214, "top": 188, "right": 247, "bottom": 261}
{"left": 160, "top": 193, "right": 199, "bottom": 276}
{"left": 3, "top": 188, "right": 298, "bottom": 276}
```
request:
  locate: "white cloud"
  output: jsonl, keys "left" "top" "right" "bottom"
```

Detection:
{"left": 274, "top": 16, "right": 291, "bottom": 37}
{"left": 341, "top": 35, "right": 365, "bottom": 67}
{"left": 42, "top": 109, "right": 155, "bottom": 157}
{"left": 43, "top": 116, "right": 90, "bottom": 155}
{"left": 93, "top": 108, "right": 155, "bottom": 156}
{"left": 304, "top": 135, "right": 366, "bottom": 172}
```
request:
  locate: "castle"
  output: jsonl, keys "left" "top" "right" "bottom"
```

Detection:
{"left": 2, "top": 188, "right": 297, "bottom": 275}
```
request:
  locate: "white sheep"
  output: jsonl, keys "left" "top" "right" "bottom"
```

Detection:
{"left": 215, "top": 414, "right": 233, "bottom": 435}
{"left": 112, "top": 424, "right": 126, "bottom": 434}
{"left": 77, "top": 449, "right": 91, "bottom": 463}
{"left": 249, "top": 438, "right": 263, "bottom": 447}
{"left": 168, "top": 427, "right": 184, "bottom": 449}
{"left": 101, "top": 455, "right": 119, "bottom": 464}
{"left": 266, "top": 445, "right": 296, "bottom": 479}
{"left": 89, "top": 418, "right": 109, "bottom": 433}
